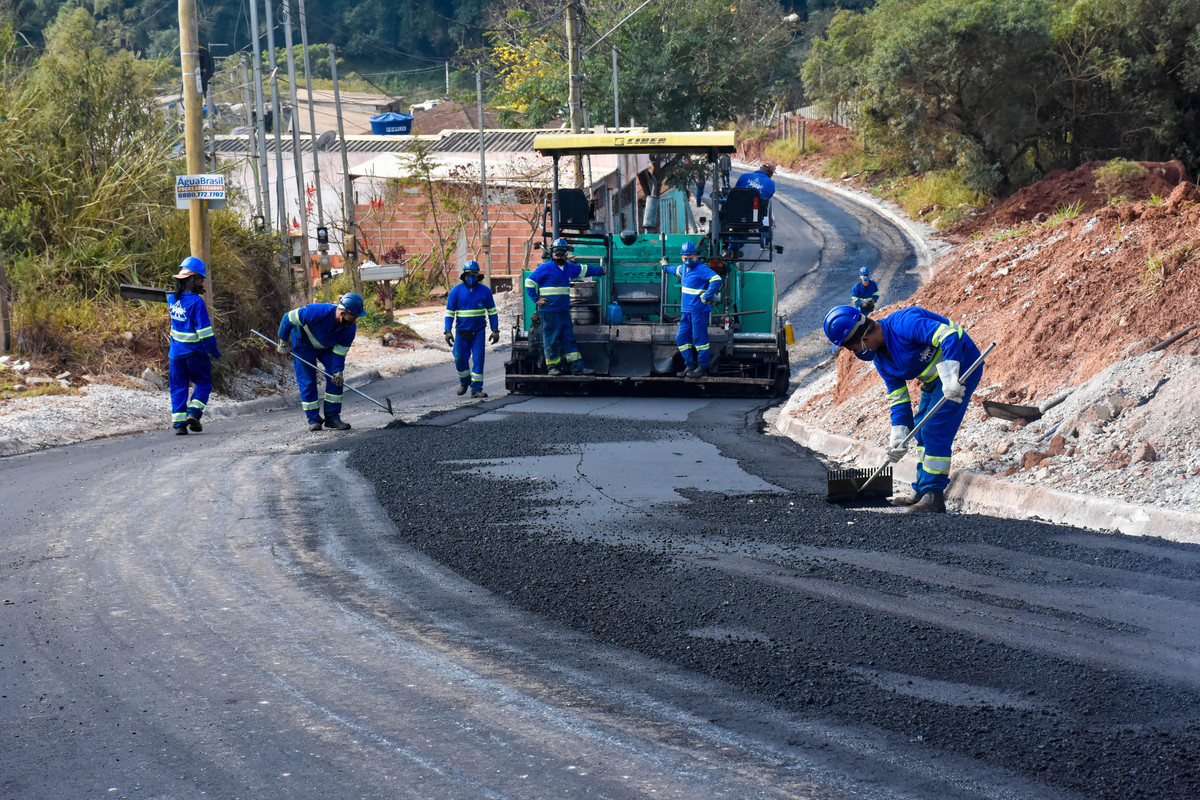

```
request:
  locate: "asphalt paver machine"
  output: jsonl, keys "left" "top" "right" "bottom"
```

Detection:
{"left": 505, "top": 131, "right": 790, "bottom": 397}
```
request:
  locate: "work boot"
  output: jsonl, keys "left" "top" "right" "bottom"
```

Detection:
{"left": 309, "top": 420, "right": 324, "bottom": 432}
{"left": 888, "top": 489, "right": 924, "bottom": 507}
{"left": 456, "top": 384, "right": 469, "bottom": 396}
{"left": 471, "top": 391, "right": 489, "bottom": 399}
{"left": 904, "top": 491, "right": 946, "bottom": 514}
{"left": 575, "top": 367, "right": 596, "bottom": 376}
{"left": 547, "top": 367, "right": 563, "bottom": 376}
{"left": 186, "top": 415, "right": 202, "bottom": 432}
{"left": 324, "top": 417, "right": 352, "bottom": 431}
{"left": 174, "top": 425, "right": 188, "bottom": 435}
{"left": 685, "top": 366, "right": 703, "bottom": 378}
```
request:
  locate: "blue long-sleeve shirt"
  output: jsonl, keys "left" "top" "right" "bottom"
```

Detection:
{"left": 867, "top": 307, "right": 981, "bottom": 427}
{"left": 445, "top": 283, "right": 499, "bottom": 333}
{"left": 851, "top": 279, "right": 880, "bottom": 307}
{"left": 663, "top": 260, "right": 722, "bottom": 312}
{"left": 735, "top": 170, "right": 776, "bottom": 201}
{"left": 168, "top": 292, "right": 220, "bottom": 360}
{"left": 278, "top": 303, "right": 357, "bottom": 373}
{"left": 524, "top": 260, "right": 604, "bottom": 313}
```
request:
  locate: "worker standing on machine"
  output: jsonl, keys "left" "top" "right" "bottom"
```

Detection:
{"left": 851, "top": 266, "right": 880, "bottom": 314}
{"left": 824, "top": 304, "right": 983, "bottom": 513}
{"left": 277, "top": 293, "right": 363, "bottom": 431}
{"left": 444, "top": 260, "right": 500, "bottom": 398}
{"left": 167, "top": 256, "right": 220, "bottom": 435}
{"left": 735, "top": 163, "right": 776, "bottom": 247}
{"left": 661, "top": 241, "right": 723, "bottom": 378}
{"left": 525, "top": 238, "right": 605, "bottom": 376}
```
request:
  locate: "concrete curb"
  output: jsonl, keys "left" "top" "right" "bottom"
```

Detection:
{"left": 774, "top": 413, "right": 1200, "bottom": 544}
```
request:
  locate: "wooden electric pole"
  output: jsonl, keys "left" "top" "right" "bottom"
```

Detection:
{"left": 566, "top": 0, "right": 584, "bottom": 189}
{"left": 179, "top": 0, "right": 211, "bottom": 295}
{"left": 282, "top": 0, "right": 313, "bottom": 303}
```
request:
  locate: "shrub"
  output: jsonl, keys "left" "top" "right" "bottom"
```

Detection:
{"left": 1094, "top": 158, "right": 1148, "bottom": 201}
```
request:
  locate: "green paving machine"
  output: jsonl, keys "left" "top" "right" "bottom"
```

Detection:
{"left": 505, "top": 131, "right": 790, "bottom": 397}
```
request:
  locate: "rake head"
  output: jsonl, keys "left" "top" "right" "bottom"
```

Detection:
{"left": 827, "top": 466, "right": 894, "bottom": 503}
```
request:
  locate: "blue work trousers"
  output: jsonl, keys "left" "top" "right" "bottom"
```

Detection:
{"left": 169, "top": 354, "right": 213, "bottom": 428}
{"left": 676, "top": 310, "right": 712, "bottom": 369}
{"left": 454, "top": 328, "right": 488, "bottom": 392}
{"left": 911, "top": 369, "right": 981, "bottom": 494}
{"left": 539, "top": 310, "right": 584, "bottom": 373}
{"left": 294, "top": 347, "right": 342, "bottom": 424}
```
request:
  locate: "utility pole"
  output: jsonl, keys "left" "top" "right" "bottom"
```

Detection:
{"left": 264, "top": 0, "right": 286, "bottom": 233}
{"left": 239, "top": 56, "right": 263, "bottom": 223}
{"left": 0, "top": 250, "right": 10, "bottom": 353}
{"left": 179, "top": 0, "right": 211, "bottom": 296}
{"left": 246, "top": 0, "right": 271, "bottom": 227}
{"left": 612, "top": 45, "right": 621, "bottom": 231}
{"left": 297, "top": 0, "right": 328, "bottom": 300}
{"left": 477, "top": 70, "right": 491, "bottom": 290}
{"left": 445, "top": 61, "right": 450, "bottom": 97}
{"left": 329, "top": 43, "right": 357, "bottom": 287}
{"left": 566, "top": 0, "right": 583, "bottom": 189}
{"left": 283, "top": 0, "right": 313, "bottom": 303}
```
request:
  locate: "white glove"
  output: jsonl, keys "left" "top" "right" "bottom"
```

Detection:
{"left": 277, "top": 340, "right": 291, "bottom": 356}
{"left": 936, "top": 359, "right": 965, "bottom": 403}
{"left": 887, "top": 425, "right": 911, "bottom": 463}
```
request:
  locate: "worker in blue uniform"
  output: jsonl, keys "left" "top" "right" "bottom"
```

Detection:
{"left": 661, "top": 241, "right": 723, "bottom": 377}
{"left": 277, "top": 292, "right": 363, "bottom": 431}
{"left": 851, "top": 266, "right": 880, "bottom": 313}
{"left": 524, "top": 238, "right": 605, "bottom": 376}
{"left": 734, "top": 163, "right": 776, "bottom": 247}
{"left": 444, "top": 260, "right": 500, "bottom": 398}
{"left": 167, "top": 256, "right": 220, "bottom": 435}
{"left": 825, "top": 304, "right": 983, "bottom": 513}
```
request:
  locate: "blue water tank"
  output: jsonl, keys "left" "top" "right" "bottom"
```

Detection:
{"left": 369, "top": 112, "right": 413, "bottom": 135}
{"left": 606, "top": 301, "right": 623, "bottom": 325}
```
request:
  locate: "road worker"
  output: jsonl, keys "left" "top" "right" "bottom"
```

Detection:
{"left": 167, "top": 256, "right": 220, "bottom": 435}
{"left": 444, "top": 260, "right": 500, "bottom": 398}
{"left": 824, "top": 304, "right": 983, "bottom": 513}
{"left": 851, "top": 266, "right": 880, "bottom": 314}
{"left": 735, "top": 162, "right": 776, "bottom": 247}
{"left": 661, "top": 241, "right": 723, "bottom": 378}
{"left": 524, "top": 238, "right": 605, "bottom": 376}
{"left": 277, "top": 292, "right": 363, "bottom": 432}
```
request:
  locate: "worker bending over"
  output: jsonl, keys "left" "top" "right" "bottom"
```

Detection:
{"left": 444, "top": 260, "right": 500, "bottom": 398}
{"left": 277, "top": 293, "right": 363, "bottom": 431}
{"left": 661, "top": 241, "right": 722, "bottom": 378}
{"left": 525, "top": 238, "right": 605, "bottom": 376}
{"left": 825, "top": 305, "right": 983, "bottom": 513}
{"left": 851, "top": 266, "right": 880, "bottom": 314}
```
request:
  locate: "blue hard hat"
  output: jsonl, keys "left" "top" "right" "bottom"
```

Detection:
{"left": 551, "top": 237, "right": 569, "bottom": 251}
{"left": 461, "top": 260, "right": 481, "bottom": 274}
{"left": 824, "top": 305, "right": 868, "bottom": 355}
{"left": 338, "top": 292, "right": 365, "bottom": 317}
{"left": 176, "top": 256, "right": 206, "bottom": 278}
{"left": 859, "top": 266, "right": 871, "bottom": 276}
{"left": 680, "top": 241, "right": 698, "bottom": 256}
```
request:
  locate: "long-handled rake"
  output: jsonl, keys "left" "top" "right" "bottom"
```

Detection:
{"left": 827, "top": 342, "right": 997, "bottom": 503}
{"left": 251, "top": 329, "right": 394, "bottom": 416}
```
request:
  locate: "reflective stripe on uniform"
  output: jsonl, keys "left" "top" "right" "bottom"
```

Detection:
{"left": 539, "top": 287, "right": 570, "bottom": 296}
{"left": 287, "top": 308, "right": 302, "bottom": 326}
{"left": 187, "top": 399, "right": 206, "bottom": 410}
{"left": 681, "top": 287, "right": 703, "bottom": 295}
{"left": 696, "top": 343, "right": 710, "bottom": 351}
{"left": 923, "top": 455, "right": 951, "bottom": 475}
{"left": 457, "top": 368, "right": 471, "bottom": 378}
{"left": 196, "top": 326, "right": 214, "bottom": 339}
{"left": 486, "top": 308, "right": 498, "bottom": 316}
{"left": 300, "top": 324, "right": 326, "bottom": 350}
{"left": 325, "top": 392, "right": 342, "bottom": 403}
{"left": 888, "top": 386, "right": 910, "bottom": 406}
{"left": 565, "top": 351, "right": 582, "bottom": 361}
{"left": 932, "top": 321, "right": 964, "bottom": 347}
{"left": 917, "top": 349, "right": 944, "bottom": 383}
{"left": 454, "top": 308, "right": 487, "bottom": 317}
{"left": 678, "top": 343, "right": 694, "bottom": 352}
{"left": 333, "top": 344, "right": 350, "bottom": 356}
{"left": 172, "top": 412, "right": 188, "bottom": 422}
{"left": 545, "top": 355, "right": 562, "bottom": 365}
{"left": 171, "top": 330, "right": 200, "bottom": 342}
{"left": 301, "top": 400, "right": 320, "bottom": 411}
{"left": 524, "top": 278, "right": 538, "bottom": 289}
{"left": 470, "top": 372, "right": 483, "bottom": 381}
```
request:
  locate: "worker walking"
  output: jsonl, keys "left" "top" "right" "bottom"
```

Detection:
{"left": 167, "top": 256, "right": 220, "bottom": 435}
{"left": 851, "top": 266, "right": 880, "bottom": 313}
{"left": 525, "top": 238, "right": 605, "bottom": 376}
{"left": 277, "top": 293, "right": 363, "bottom": 431}
{"left": 824, "top": 304, "right": 983, "bottom": 513}
{"left": 444, "top": 260, "right": 500, "bottom": 398}
{"left": 661, "top": 242, "right": 723, "bottom": 377}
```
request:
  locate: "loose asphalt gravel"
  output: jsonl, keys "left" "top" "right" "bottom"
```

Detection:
{"left": 348, "top": 403, "right": 1200, "bottom": 800}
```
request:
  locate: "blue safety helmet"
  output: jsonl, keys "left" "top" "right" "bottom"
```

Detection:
{"left": 859, "top": 266, "right": 871, "bottom": 277}
{"left": 176, "top": 256, "right": 207, "bottom": 278}
{"left": 461, "top": 260, "right": 481, "bottom": 274}
{"left": 824, "top": 305, "right": 869, "bottom": 355}
{"left": 338, "top": 292, "right": 365, "bottom": 317}
{"left": 680, "top": 241, "right": 698, "bottom": 256}
{"left": 551, "top": 237, "right": 569, "bottom": 252}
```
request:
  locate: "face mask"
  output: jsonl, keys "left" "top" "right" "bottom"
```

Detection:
{"left": 464, "top": 276, "right": 478, "bottom": 286}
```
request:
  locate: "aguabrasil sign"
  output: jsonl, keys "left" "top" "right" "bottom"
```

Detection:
{"left": 175, "top": 174, "right": 226, "bottom": 209}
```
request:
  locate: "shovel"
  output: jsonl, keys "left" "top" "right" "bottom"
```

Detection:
{"left": 251, "top": 329, "right": 394, "bottom": 416}
{"left": 827, "top": 342, "right": 997, "bottom": 503}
